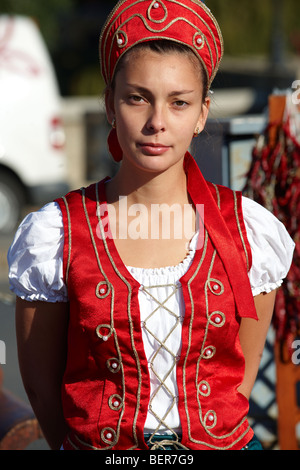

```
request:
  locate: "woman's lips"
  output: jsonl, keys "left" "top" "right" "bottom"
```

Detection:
{"left": 138, "top": 143, "right": 171, "bottom": 156}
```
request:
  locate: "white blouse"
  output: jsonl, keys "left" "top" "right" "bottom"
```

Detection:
{"left": 7, "top": 196, "right": 295, "bottom": 435}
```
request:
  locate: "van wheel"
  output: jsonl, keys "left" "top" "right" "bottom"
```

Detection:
{"left": 0, "top": 173, "right": 24, "bottom": 235}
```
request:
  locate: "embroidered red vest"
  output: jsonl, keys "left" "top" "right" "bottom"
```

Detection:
{"left": 57, "top": 153, "right": 258, "bottom": 450}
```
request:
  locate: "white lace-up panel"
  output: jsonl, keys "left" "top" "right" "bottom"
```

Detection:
{"left": 126, "top": 232, "right": 198, "bottom": 436}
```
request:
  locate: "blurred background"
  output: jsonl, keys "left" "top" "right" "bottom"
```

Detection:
{"left": 0, "top": 0, "right": 299, "bottom": 450}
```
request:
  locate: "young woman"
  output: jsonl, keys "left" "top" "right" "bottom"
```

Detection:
{"left": 8, "top": 0, "right": 294, "bottom": 450}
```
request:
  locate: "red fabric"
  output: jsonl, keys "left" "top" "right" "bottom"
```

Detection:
{"left": 100, "top": 0, "right": 223, "bottom": 86}
{"left": 184, "top": 153, "right": 257, "bottom": 321}
{"left": 107, "top": 128, "right": 123, "bottom": 162}
{"left": 56, "top": 154, "right": 255, "bottom": 450}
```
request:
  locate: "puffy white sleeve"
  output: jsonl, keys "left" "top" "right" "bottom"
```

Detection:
{"left": 7, "top": 202, "right": 68, "bottom": 303}
{"left": 242, "top": 197, "right": 295, "bottom": 296}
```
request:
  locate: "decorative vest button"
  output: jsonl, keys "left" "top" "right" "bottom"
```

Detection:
{"left": 106, "top": 358, "right": 120, "bottom": 373}
{"left": 209, "top": 311, "right": 225, "bottom": 328}
{"left": 199, "top": 381, "right": 210, "bottom": 397}
{"left": 202, "top": 346, "right": 216, "bottom": 359}
{"left": 96, "top": 281, "right": 111, "bottom": 299}
{"left": 109, "top": 394, "right": 123, "bottom": 411}
{"left": 101, "top": 427, "right": 116, "bottom": 444}
{"left": 96, "top": 324, "right": 112, "bottom": 341}
{"left": 205, "top": 411, "right": 216, "bottom": 429}
{"left": 208, "top": 279, "right": 224, "bottom": 296}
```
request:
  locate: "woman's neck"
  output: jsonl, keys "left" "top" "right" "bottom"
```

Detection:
{"left": 105, "top": 158, "right": 189, "bottom": 207}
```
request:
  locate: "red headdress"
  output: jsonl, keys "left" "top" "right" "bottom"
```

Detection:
{"left": 100, "top": 0, "right": 224, "bottom": 161}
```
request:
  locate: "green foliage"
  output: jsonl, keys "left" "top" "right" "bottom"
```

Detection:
{"left": 207, "top": 0, "right": 299, "bottom": 56}
{"left": 1, "top": 0, "right": 75, "bottom": 50}
{"left": 1, "top": 0, "right": 299, "bottom": 56}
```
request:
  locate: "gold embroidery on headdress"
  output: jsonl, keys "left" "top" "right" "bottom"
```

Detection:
{"left": 116, "top": 30, "right": 128, "bottom": 48}
{"left": 147, "top": 0, "right": 168, "bottom": 23}
{"left": 100, "top": 0, "right": 224, "bottom": 86}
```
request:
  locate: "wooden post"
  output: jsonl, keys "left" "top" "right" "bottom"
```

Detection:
{"left": 275, "top": 341, "right": 300, "bottom": 450}
{"left": 268, "top": 94, "right": 286, "bottom": 149}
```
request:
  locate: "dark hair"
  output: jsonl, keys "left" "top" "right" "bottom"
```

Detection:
{"left": 110, "top": 40, "right": 209, "bottom": 103}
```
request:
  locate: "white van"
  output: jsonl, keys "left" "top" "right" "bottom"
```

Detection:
{"left": 0, "top": 15, "right": 69, "bottom": 234}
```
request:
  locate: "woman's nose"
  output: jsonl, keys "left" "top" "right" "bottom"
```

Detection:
{"left": 146, "top": 106, "right": 166, "bottom": 133}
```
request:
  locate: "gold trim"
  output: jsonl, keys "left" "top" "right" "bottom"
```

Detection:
{"left": 204, "top": 410, "right": 217, "bottom": 429}
{"left": 193, "top": 32, "right": 205, "bottom": 50}
{"left": 61, "top": 196, "right": 72, "bottom": 285}
{"left": 106, "top": 357, "right": 121, "bottom": 373}
{"left": 184, "top": 228, "right": 249, "bottom": 447}
{"left": 95, "top": 183, "right": 141, "bottom": 450}
{"left": 107, "top": 15, "right": 214, "bottom": 85}
{"left": 116, "top": 29, "right": 128, "bottom": 48}
{"left": 201, "top": 345, "right": 216, "bottom": 360}
{"left": 208, "top": 310, "right": 226, "bottom": 328}
{"left": 147, "top": 0, "right": 168, "bottom": 23}
{"left": 207, "top": 278, "right": 224, "bottom": 296}
{"left": 233, "top": 191, "right": 250, "bottom": 272}
{"left": 198, "top": 380, "right": 210, "bottom": 398}
{"left": 96, "top": 324, "right": 113, "bottom": 341}
{"left": 108, "top": 394, "right": 123, "bottom": 411}
{"left": 101, "top": 427, "right": 117, "bottom": 445}
{"left": 96, "top": 280, "right": 112, "bottom": 299}
{"left": 100, "top": 0, "right": 224, "bottom": 86}
{"left": 81, "top": 186, "right": 125, "bottom": 450}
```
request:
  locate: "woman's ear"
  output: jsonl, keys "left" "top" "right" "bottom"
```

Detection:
{"left": 197, "top": 96, "right": 210, "bottom": 133}
{"left": 105, "top": 86, "right": 115, "bottom": 125}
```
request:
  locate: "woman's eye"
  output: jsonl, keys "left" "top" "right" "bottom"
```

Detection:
{"left": 173, "top": 100, "right": 188, "bottom": 108}
{"left": 129, "top": 95, "right": 145, "bottom": 104}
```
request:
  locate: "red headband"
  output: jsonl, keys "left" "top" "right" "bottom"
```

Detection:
{"left": 100, "top": 0, "right": 224, "bottom": 161}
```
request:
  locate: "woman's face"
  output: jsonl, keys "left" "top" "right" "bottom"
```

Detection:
{"left": 106, "top": 50, "right": 210, "bottom": 174}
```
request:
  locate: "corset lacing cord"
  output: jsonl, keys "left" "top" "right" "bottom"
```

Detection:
{"left": 149, "top": 439, "right": 189, "bottom": 450}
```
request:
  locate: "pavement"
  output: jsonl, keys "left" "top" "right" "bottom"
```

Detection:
{"left": 0, "top": 233, "right": 50, "bottom": 449}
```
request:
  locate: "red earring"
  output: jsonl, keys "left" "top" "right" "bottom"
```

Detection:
{"left": 107, "top": 119, "right": 123, "bottom": 162}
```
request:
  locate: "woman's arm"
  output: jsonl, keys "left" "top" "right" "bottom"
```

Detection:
{"left": 238, "top": 290, "right": 277, "bottom": 400}
{"left": 15, "top": 297, "right": 69, "bottom": 449}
